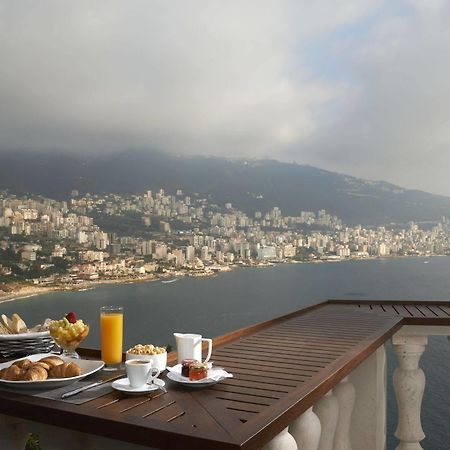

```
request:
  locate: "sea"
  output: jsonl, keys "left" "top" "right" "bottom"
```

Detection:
{"left": 2, "top": 256, "right": 450, "bottom": 449}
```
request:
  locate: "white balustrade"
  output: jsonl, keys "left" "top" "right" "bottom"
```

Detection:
{"left": 262, "top": 427, "right": 298, "bottom": 450}
{"left": 392, "top": 332, "right": 427, "bottom": 450}
{"left": 290, "top": 407, "right": 321, "bottom": 450}
{"left": 314, "top": 390, "right": 339, "bottom": 450}
{"left": 333, "top": 376, "right": 355, "bottom": 450}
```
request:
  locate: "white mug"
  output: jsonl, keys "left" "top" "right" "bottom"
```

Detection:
{"left": 174, "top": 333, "right": 213, "bottom": 364}
{"left": 125, "top": 359, "right": 161, "bottom": 388}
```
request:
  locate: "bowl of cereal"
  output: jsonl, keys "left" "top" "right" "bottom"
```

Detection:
{"left": 126, "top": 344, "right": 167, "bottom": 371}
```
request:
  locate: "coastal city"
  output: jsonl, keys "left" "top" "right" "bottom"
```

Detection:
{"left": 1, "top": 188, "right": 450, "bottom": 298}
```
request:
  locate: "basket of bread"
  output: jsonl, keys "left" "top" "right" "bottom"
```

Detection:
{"left": 0, "top": 313, "right": 54, "bottom": 358}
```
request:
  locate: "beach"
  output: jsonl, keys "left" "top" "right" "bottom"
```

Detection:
{"left": 0, "top": 273, "right": 160, "bottom": 304}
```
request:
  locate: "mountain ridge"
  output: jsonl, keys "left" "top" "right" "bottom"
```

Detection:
{"left": 0, "top": 150, "right": 449, "bottom": 226}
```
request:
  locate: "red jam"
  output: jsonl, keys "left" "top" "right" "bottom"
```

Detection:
{"left": 189, "top": 363, "right": 208, "bottom": 381}
{"left": 181, "top": 359, "right": 197, "bottom": 377}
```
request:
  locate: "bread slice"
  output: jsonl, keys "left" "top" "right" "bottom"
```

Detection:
{"left": 1, "top": 315, "right": 14, "bottom": 334}
{"left": 11, "top": 313, "right": 27, "bottom": 334}
{"left": 0, "top": 322, "right": 12, "bottom": 335}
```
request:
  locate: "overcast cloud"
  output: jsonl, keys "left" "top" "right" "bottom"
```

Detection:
{"left": 0, "top": 1, "right": 449, "bottom": 195}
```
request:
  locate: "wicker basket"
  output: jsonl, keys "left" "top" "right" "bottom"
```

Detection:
{"left": 0, "top": 331, "right": 55, "bottom": 358}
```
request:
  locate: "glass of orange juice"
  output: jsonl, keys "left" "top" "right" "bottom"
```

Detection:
{"left": 100, "top": 306, "right": 123, "bottom": 370}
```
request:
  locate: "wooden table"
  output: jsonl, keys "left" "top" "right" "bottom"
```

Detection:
{"left": 1, "top": 300, "right": 449, "bottom": 450}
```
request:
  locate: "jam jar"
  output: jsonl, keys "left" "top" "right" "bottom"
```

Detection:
{"left": 181, "top": 359, "right": 197, "bottom": 377}
{"left": 189, "top": 362, "right": 208, "bottom": 381}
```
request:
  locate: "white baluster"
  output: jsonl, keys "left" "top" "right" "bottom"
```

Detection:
{"left": 348, "top": 345, "right": 386, "bottom": 450}
{"left": 392, "top": 334, "right": 427, "bottom": 450}
{"left": 314, "top": 390, "right": 339, "bottom": 450}
{"left": 0, "top": 414, "right": 30, "bottom": 450}
{"left": 262, "top": 427, "right": 298, "bottom": 450}
{"left": 290, "top": 407, "right": 321, "bottom": 450}
{"left": 333, "top": 376, "right": 355, "bottom": 450}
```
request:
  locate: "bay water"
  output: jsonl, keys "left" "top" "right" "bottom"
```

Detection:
{"left": 2, "top": 257, "right": 450, "bottom": 449}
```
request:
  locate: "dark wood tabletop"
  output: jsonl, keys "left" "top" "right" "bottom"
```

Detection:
{"left": 1, "top": 300, "right": 449, "bottom": 450}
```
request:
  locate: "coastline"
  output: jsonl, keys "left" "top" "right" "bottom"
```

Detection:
{"left": 0, "top": 274, "right": 159, "bottom": 305}
{"left": 0, "top": 254, "right": 442, "bottom": 305}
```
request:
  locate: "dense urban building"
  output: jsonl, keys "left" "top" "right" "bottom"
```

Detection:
{"left": 1, "top": 189, "right": 449, "bottom": 288}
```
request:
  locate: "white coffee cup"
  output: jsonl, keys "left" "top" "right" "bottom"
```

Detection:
{"left": 125, "top": 359, "right": 161, "bottom": 388}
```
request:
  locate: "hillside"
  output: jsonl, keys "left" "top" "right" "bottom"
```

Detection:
{"left": 1, "top": 150, "right": 449, "bottom": 226}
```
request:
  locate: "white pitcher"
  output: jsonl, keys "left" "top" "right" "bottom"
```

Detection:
{"left": 174, "top": 333, "right": 213, "bottom": 364}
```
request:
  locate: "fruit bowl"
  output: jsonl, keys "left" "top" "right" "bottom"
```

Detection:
{"left": 49, "top": 313, "right": 89, "bottom": 359}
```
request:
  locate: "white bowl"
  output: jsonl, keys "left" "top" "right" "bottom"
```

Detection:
{"left": 125, "top": 351, "right": 167, "bottom": 371}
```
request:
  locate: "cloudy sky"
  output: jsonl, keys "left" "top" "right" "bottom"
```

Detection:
{"left": 1, "top": 0, "right": 449, "bottom": 195}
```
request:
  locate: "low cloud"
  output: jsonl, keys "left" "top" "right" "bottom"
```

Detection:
{"left": 0, "top": 1, "right": 449, "bottom": 195}
{"left": 297, "top": 0, "right": 450, "bottom": 194}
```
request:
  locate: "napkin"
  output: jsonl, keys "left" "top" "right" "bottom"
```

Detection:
{"left": 167, "top": 364, "right": 233, "bottom": 382}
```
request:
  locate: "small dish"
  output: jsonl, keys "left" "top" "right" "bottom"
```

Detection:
{"left": 112, "top": 377, "right": 165, "bottom": 394}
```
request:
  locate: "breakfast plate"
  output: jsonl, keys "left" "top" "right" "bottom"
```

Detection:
{"left": 112, "top": 377, "right": 165, "bottom": 394}
{"left": 0, "top": 353, "right": 104, "bottom": 389}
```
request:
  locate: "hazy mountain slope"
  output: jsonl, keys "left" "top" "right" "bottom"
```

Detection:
{"left": 1, "top": 150, "right": 449, "bottom": 225}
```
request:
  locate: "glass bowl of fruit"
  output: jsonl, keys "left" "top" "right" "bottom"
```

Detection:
{"left": 49, "top": 312, "right": 89, "bottom": 359}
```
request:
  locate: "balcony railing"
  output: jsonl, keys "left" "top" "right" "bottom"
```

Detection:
{"left": 0, "top": 300, "right": 449, "bottom": 450}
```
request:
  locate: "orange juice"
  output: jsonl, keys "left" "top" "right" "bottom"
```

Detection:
{"left": 100, "top": 312, "right": 123, "bottom": 365}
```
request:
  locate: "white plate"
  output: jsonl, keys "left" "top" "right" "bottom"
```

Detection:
{"left": 112, "top": 377, "right": 165, "bottom": 394}
{"left": 0, "top": 353, "right": 105, "bottom": 389}
{"left": 166, "top": 371, "right": 224, "bottom": 388}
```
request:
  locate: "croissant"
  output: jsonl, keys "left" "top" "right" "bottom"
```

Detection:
{"left": 39, "top": 356, "right": 64, "bottom": 368}
{"left": 23, "top": 365, "right": 48, "bottom": 381}
{"left": 1, "top": 365, "right": 23, "bottom": 381}
{"left": 13, "top": 358, "right": 32, "bottom": 370}
{"left": 32, "top": 361, "right": 50, "bottom": 371}
{"left": 49, "top": 362, "right": 81, "bottom": 378}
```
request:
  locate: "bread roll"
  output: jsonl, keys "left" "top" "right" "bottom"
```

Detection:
{"left": 49, "top": 362, "right": 81, "bottom": 378}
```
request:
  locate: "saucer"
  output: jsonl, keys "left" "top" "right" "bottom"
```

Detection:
{"left": 112, "top": 377, "right": 165, "bottom": 394}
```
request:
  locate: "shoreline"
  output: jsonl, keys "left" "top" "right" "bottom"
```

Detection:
{"left": 0, "top": 254, "right": 443, "bottom": 304}
{"left": 0, "top": 274, "right": 160, "bottom": 305}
